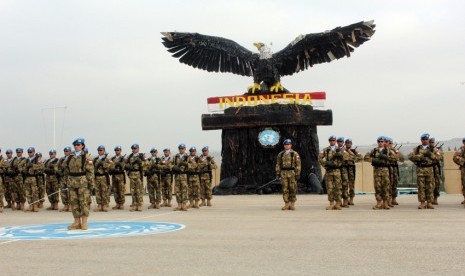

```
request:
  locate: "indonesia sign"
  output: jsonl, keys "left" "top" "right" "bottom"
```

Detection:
{"left": 207, "top": 92, "right": 326, "bottom": 112}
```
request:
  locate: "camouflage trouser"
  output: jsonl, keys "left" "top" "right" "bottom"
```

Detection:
{"left": 94, "top": 176, "right": 109, "bottom": 206}
{"left": 112, "top": 174, "right": 126, "bottom": 205}
{"left": 325, "top": 169, "right": 342, "bottom": 202}
{"left": 3, "top": 176, "right": 13, "bottom": 204}
{"left": 390, "top": 166, "right": 399, "bottom": 199}
{"left": 129, "top": 172, "right": 143, "bottom": 206}
{"left": 346, "top": 166, "right": 356, "bottom": 198}
{"left": 174, "top": 174, "right": 188, "bottom": 204}
{"left": 68, "top": 176, "right": 90, "bottom": 218}
{"left": 187, "top": 174, "right": 200, "bottom": 201}
{"left": 147, "top": 174, "right": 161, "bottom": 204}
{"left": 200, "top": 173, "right": 212, "bottom": 200}
{"left": 461, "top": 168, "right": 465, "bottom": 197}
{"left": 386, "top": 168, "right": 393, "bottom": 202}
{"left": 373, "top": 167, "right": 390, "bottom": 201}
{"left": 280, "top": 171, "right": 297, "bottom": 203}
{"left": 38, "top": 176, "right": 46, "bottom": 204}
{"left": 161, "top": 174, "right": 173, "bottom": 201}
{"left": 24, "top": 176, "right": 39, "bottom": 205}
{"left": 13, "top": 176, "right": 26, "bottom": 204}
{"left": 417, "top": 167, "right": 434, "bottom": 203}
{"left": 0, "top": 177, "right": 4, "bottom": 207}
{"left": 433, "top": 166, "right": 441, "bottom": 198}
{"left": 60, "top": 178, "right": 70, "bottom": 205}
{"left": 46, "top": 176, "right": 60, "bottom": 204}
{"left": 341, "top": 167, "right": 349, "bottom": 200}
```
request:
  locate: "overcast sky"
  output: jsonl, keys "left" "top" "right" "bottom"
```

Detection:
{"left": 1, "top": 0, "right": 464, "bottom": 155}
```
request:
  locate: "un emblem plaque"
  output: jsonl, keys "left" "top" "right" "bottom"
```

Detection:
{"left": 258, "top": 128, "right": 280, "bottom": 148}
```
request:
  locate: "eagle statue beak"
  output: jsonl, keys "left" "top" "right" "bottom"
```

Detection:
{"left": 253, "top": 42, "right": 264, "bottom": 50}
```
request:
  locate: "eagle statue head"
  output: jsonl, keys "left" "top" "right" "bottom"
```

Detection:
{"left": 253, "top": 42, "right": 272, "bottom": 60}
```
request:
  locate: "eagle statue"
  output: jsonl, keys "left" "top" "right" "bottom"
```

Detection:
{"left": 161, "top": 20, "right": 375, "bottom": 94}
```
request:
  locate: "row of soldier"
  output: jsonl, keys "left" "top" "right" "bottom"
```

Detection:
{"left": 0, "top": 142, "right": 217, "bottom": 214}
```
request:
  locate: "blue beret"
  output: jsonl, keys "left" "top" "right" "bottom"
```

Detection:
{"left": 64, "top": 146, "right": 72, "bottom": 152}
{"left": 202, "top": 146, "right": 209, "bottom": 151}
{"left": 49, "top": 149, "right": 56, "bottom": 154}
{"left": 336, "top": 137, "right": 344, "bottom": 142}
{"left": 429, "top": 137, "right": 435, "bottom": 143}
{"left": 178, "top": 143, "right": 186, "bottom": 149}
{"left": 114, "top": 146, "right": 122, "bottom": 151}
{"left": 16, "top": 148, "right": 23, "bottom": 153}
{"left": 189, "top": 146, "right": 196, "bottom": 152}
{"left": 150, "top": 147, "right": 158, "bottom": 153}
{"left": 283, "top": 139, "right": 292, "bottom": 145}
{"left": 6, "top": 149, "right": 13, "bottom": 154}
{"left": 163, "top": 148, "right": 170, "bottom": 152}
{"left": 377, "top": 136, "right": 385, "bottom": 142}
{"left": 345, "top": 138, "right": 352, "bottom": 143}
{"left": 131, "top": 144, "right": 139, "bottom": 149}
{"left": 27, "top": 147, "right": 35, "bottom": 152}
{"left": 328, "top": 135, "right": 336, "bottom": 141}
{"left": 97, "top": 145, "right": 105, "bottom": 151}
{"left": 421, "top": 133, "right": 430, "bottom": 139}
{"left": 73, "top": 138, "right": 85, "bottom": 145}
{"left": 36, "top": 152, "right": 42, "bottom": 156}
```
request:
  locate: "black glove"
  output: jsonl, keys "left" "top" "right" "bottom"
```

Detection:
{"left": 423, "top": 150, "right": 432, "bottom": 158}
{"left": 326, "top": 160, "right": 335, "bottom": 167}
{"left": 171, "top": 165, "right": 180, "bottom": 173}
{"left": 379, "top": 154, "right": 389, "bottom": 160}
{"left": 206, "top": 156, "right": 212, "bottom": 162}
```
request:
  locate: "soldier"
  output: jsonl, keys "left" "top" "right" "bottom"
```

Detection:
{"left": 21, "top": 147, "right": 43, "bottom": 212}
{"left": 93, "top": 145, "right": 111, "bottom": 212}
{"left": 4, "top": 150, "right": 17, "bottom": 210}
{"left": 145, "top": 148, "right": 162, "bottom": 209}
{"left": 364, "top": 136, "right": 393, "bottom": 210}
{"left": 276, "top": 139, "right": 301, "bottom": 211}
{"left": 160, "top": 148, "right": 173, "bottom": 207}
{"left": 44, "top": 149, "right": 60, "bottom": 210}
{"left": 429, "top": 137, "right": 443, "bottom": 205}
{"left": 452, "top": 138, "right": 465, "bottom": 206}
{"left": 109, "top": 146, "right": 126, "bottom": 210}
{"left": 125, "top": 144, "right": 144, "bottom": 212}
{"left": 58, "top": 146, "right": 72, "bottom": 212}
{"left": 0, "top": 148, "right": 9, "bottom": 212}
{"left": 12, "top": 148, "right": 27, "bottom": 210}
{"left": 387, "top": 138, "right": 404, "bottom": 206}
{"left": 408, "top": 133, "right": 440, "bottom": 209}
{"left": 1, "top": 149, "right": 13, "bottom": 210}
{"left": 335, "top": 137, "right": 351, "bottom": 208}
{"left": 198, "top": 146, "right": 217, "bottom": 207}
{"left": 36, "top": 152, "right": 46, "bottom": 208}
{"left": 172, "top": 144, "right": 189, "bottom": 211}
{"left": 186, "top": 147, "right": 200, "bottom": 209}
{"left": 67, "top": 138, "right": 94, "bottom": 230}
{"left": 319, "top": 135, "right": 347, "bottom": 210}
{"left": 343, "top": 138, "right": 362, "bottom": 206}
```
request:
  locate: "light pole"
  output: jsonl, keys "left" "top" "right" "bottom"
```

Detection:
{"left": 41, "top": 106, "right": 67, "bottom": 149}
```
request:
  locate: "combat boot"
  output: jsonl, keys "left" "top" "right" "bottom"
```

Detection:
{"left": 342, "top": 199, "right": 349, "bottom": 208}
{"left": 372, "top": 201, "right": 383, "bottom": 210}
{"left": 388, "top": 201, "right": 394, "bottom": 208}
{"left": 433, "top": 196, "right": 438, "bottom": 205}
{"left": 207, "top": 199, "right": 212, "bottom": 207}
{"left": 6, "top": 202, "right": 12, "bottom": 208}
{"left": 193, "top": 200, "right": 199, "bottom": 209}
{"left": 174, "top": 204, "right": 182, "bottom": 211}
{"left": 181, "top": 203, "right": 188, "bottom": 211}
{"left": 326, "top": 201, "right": 335, "bottom": 210}
{"left": 0, "top": 207, "right": 3, "bottom": 213}
{"left": 102, "top": 205, "right": 108, "bottom": 212}
{"left": 187, "top": 200, "right": 193, "bottom": 209}
{"left": 148, "top": 203, "right": 155, "bottom": 209}
{"left": 81, "top": 217, "right": 88, "bottom": 230}
{"left": 289, "top": 202, "right": 296, "bottom": 211}
{"left": 334, "top": 200, "right": 342, "bottom": 210}
{"left": 60, "top": 205, "right": 68, "bottom": 212}
{"left": 33, "top": 204, "right": 39, "bottom": 212}
{"left": 46, "top": 204, "right": 54, "bottom": 211}
{"left": 349, "top": 197, "right": 354, "bottom": 206}
{"left": 38, "top": 201, "right": 44, "bottom": 209}
{"left": 383, "top": 201, "right": 390, "bottom": 210}
{"left": 112, "top": 204, "right": 120, "bottom": 210}
{"left": 118, "top": 204, "right": 124, "bottom": 210}
{"left": 161, "top": 200, "right": 167, "bottom": 207}
{"left": 19, "top": 203, "right": 25, "bottom": 210}
{"left": 130, "top": 205, "right": 137, "bottom": 212}
{"left": 11, "top": 202, "right": 17, "bottom": 210}
{"left": 53, "top": 203, "right": 59, "bottom": 210}
{"left": 93, "top": 205, "right": 102, "bottom": 212}
{"left": 136, "top": 204, "right": 142, "bottom": 212}
{"left": 167, "top": 200, "right": 172, "bottom": 207}
{"left": 391, "top": 198, "right": 399, "bottom": 205}
{"left": 426, "top": 202, "right": 435, "bottom": 209}
{"left": 67, "top": 218, "right": 81, "bottom": 230}
{"left": 199, "top": 199, "right": 206, "bottom": 207}
{"left": 155, "top": 202, "right": 161, "bottom": 209}
{"left": 25, "top": 204, "right": 33, "bottom": 212}
{"left": 461, "top": 199, "right": 465, "bottom": 204}
{"left": 418, "top": 202, "right": 426, "bottom": 209}
{"left": 282, "top": 202, "right": 290, "bottom": 211}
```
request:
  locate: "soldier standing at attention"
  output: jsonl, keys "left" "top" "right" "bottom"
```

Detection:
{"left": 4, "top": 150, "right": 18, "bottom": 210}
{"left": 364, "top": 136, "right": 392, "bottom": 210}
{"left": 58, "top": 147, "right": 72, "bottom": 212}
{"left": 319, "top": 135, "right": 347, "bottom": 210}
{"left": 13, "top": 148, "right": 27, "bottom": 210}
{"left": 93, "top": 145, "right": 111, "bottom": 212}
{"left": 387, "top": 138, "right": 404, "bottom": 206}
{"left": 453, "top": 138, "right": 465, "bottom": 206}
{"left": 36, "top": 152, "right": 46, "bottom": 208}
{"left": 109, "top": 146, "right": 126, "bottom": 210}
{"left": 22, "top": 147, "right": 43, "bottom": 212}
{"left": 44, "top": 149, "right": 60, "bottom": 211}
{"left": 125, "top": 144, "right": 144, "bottom": 212}
{"left": 160, "top": 148, "right": 173, "bottom": 207}
{"left": 343, "top": 138, "right": 362, "bottom": 206}
{"left": 172, "top": 144, "right": 189, "bottom": 211}
{"left": 186, "top": 147, "right": 200, "bottom": 209}
{"left": 198, "top": 146, "right": 217, "bottom": 207}
{"left": 67, "top": 138, "right": 94, "bottom": 230}
{"left": 145, "top": 148, "right": 162, "bottom": 209}
{"left": 336, "top": 137, "right": 351, "bottom": 208}
{"left": 1, "top": 149, "right": 14, "bottom": 209}
{"left": 408, "top": 133, "right": 440, "bottom": 209}
{"left": 276, "top": 139, "right": 301, "bottom": 211}
{"left": 0, "top": 148, "right": 9, "bottom": 213}
{"left": 429, "top": 137, "right": 443, "bottom": 205}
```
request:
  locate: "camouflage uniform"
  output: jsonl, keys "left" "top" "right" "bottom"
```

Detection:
{"left": 125, "top": 153, "right": 144, "bottom": 210}
{"left": 12, "top": 156, "right": 27, "bottom": 209}
{"left": 93, "top": 155, "right": 111, "bottom": 211}
{"left": 109, "top": 154, "right": 126, "bottom": 209}
{"left": 21, "top": 156, "right": 44, "bottom": 211}
{"left": 44, "top": 157, "right": 60, "bottom": 209}
{"left": 365, "top": 146, "right": 395, "bottom": 209}
{"left": 319, "top": 146, "right": 347, "bottom": 210}
{"left": 343, "top": 147, "right": 362, "bottom": 204}
{"left": 57, "top": 156, "right": 71, "bottom": 211}
{"left": 186, "top": 154, "right": 200, "bottom": 208}
{"left": 172, "top": 153, "right": 189, "bottom": 210}
{"left": 37, "top": 167, "right": 46, "bottom": 208}
{"left": 67, "top": 152, "right": 94, "bottom": 218}
{"left": 276, "top": 149, "right": 301, "bottom": 207}
{"left": 160, "top": 155, "right": 173, "bottom": 206}
{"left": 389, "top": 148, "right": 404, "bottom": 205}
{"left": 408, "top": 145, "right": 439, "bottom": 209}
{"left": 453, "top": 146, "right": 465, "bottom": 204}
{"left": 0, "top": 156, "right": 9, "bottom": 211}
{"left": 431, "top": 147, "right": 443, "bottom": 204}
{"left": 145, "top": 155, "right": 162, "bottom": 208}
{"left": 198, "top": 154, "right": 217, "bottom": 205}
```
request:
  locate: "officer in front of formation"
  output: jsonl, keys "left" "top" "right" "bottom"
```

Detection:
{"left": 109, "top": 146, "right": 126, "bottom": 210}
{"left": 408, "top": 133, "right": 440, "bottom": 209}
{"left": 276, "top": 139, "right": 301, "bottom": 211}
{"left": 125, "top": 144, "right": 144, "bottom": 212}
{"left": 453, "top": 137, "right": 465, "bottom": 207}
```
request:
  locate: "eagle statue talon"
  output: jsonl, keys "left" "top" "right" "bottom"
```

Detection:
{"left": 270, "top": 82, "right": 284, "bottom": 93}
{"left": 247, "top": 83, "right": 261, "bottom": 94}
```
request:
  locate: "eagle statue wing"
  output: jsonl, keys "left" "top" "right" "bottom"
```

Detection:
{"left": 272, "top": 20, "right": 376, "bottom": 77}
{"left": 161, "top": 32, "right": 259, "bottom": 77}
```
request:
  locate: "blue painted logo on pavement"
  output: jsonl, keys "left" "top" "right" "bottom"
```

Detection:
{"left": 0, "top": 221, "right": 185, "bottom": 240}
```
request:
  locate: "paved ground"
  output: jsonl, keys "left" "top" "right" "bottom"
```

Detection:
{"left": 1, "top": 194, "right": 465, "bottom": 275}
